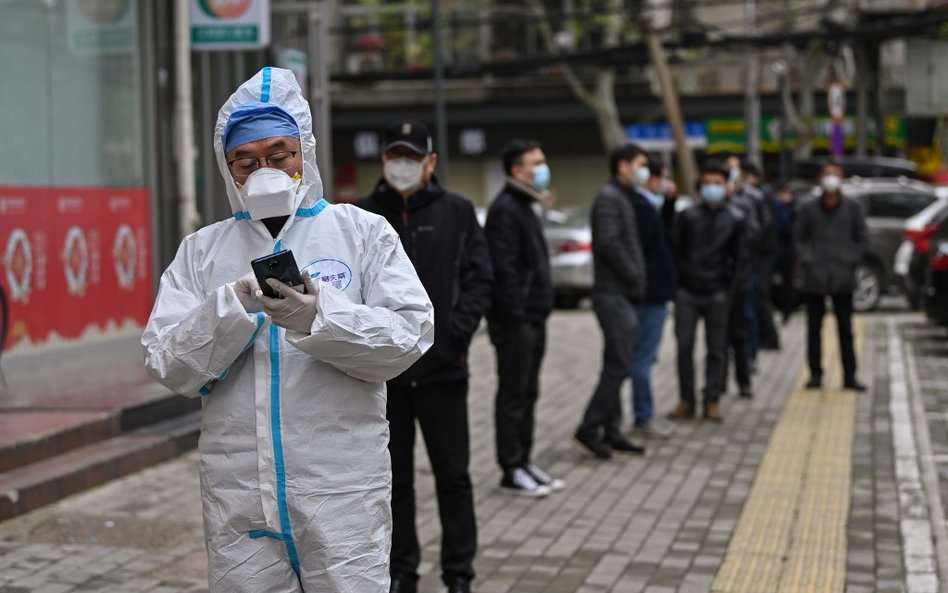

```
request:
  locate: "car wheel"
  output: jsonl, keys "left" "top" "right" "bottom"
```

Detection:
{"left": 853, "top": 264, "right": 883, "bottom": 312}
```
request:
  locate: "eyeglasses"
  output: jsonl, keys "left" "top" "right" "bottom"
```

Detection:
{"left": 227, "top": 151, "right": 298, "bottom": 177}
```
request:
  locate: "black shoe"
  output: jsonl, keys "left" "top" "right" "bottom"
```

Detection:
{"left": 843, "top": 379, "right": 867, "bottom": 392}
{"left": 805, "top": 377, "right": 822, "bottom": 390}
{"left": 739, "top": 385, "right": 754, "bottom": 398}
{"left": 446, "top": 578, "right": 472, "bottom": 593}
{"left": 608, "top": 436, "right": 646, "bottom": 455}
{"left": 572, "top": 431, "right": 612, "bottom": 459}
{"left": 391, "top": 573, "right": 418, "bottom": 593}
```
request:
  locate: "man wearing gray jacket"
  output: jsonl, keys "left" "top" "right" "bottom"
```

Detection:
{"left": 795, "top": 161, "right": 868, "bottom": 391}
{"left": 573, "top": 144, "right": 649, "bottom": 460}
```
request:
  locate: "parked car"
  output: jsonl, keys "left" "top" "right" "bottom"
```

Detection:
{"left": 798, "top": 177, "right": 938, "bottom": 312}
{"left": 793, "top": 156, "right": 919, "bottom": 182}
{"left": 543, "top": 207, "right": 593, "bottom": 308}
{"left": 924, "top": 215, "right": 948, "bottom": 325}
{"left": 893, "top": 188, "right": 948, "bottom": 309}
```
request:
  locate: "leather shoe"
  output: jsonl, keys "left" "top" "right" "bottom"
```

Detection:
{"left": 739, "top": 385, "right": 754, "bottom": 399}
{"left": 703, "top": 402, "right": 723, "bottom": 422}
{"left": 572, "top": 431, "right": 612, "bottom": 459}
{"left": 667, "top": 402, "right": 696, "bottom": 420}
{"left": 446, "top": 578, "right": 472, "bottom": 593}
{"left": 805, "top": 377, "right": 822, "bottom": 390}
{"left": 843, "top": 379, "right": 867, "bottom": 392}
{"left": 609, "top": 436, "right": 646, "bottom": 455}
{"left": 390, "top": 573, "right": 418, "bottom": 593}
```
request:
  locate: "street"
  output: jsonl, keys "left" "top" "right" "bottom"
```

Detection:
{"left": 1, "top": 307, "right": 947, "bottom": 593}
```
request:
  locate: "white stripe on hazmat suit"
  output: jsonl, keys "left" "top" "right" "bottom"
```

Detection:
{"left": 141, "top": 67, "right": 434, "bottom": 592}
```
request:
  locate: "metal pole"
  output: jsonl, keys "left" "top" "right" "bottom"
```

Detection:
{"left": 779, "top": 71, "right": 790, "bottom": 183}
{"left": 432, "top": 0, "right": 449, "bottom": 182}
{"left": 309, "top": 5, "right": 334, "bottom": 200}
{"left": 174, "top": 0, "right": 199, "bottom": 238}
{"left": 744, "top": 0, "right": 761, "bottom": 166}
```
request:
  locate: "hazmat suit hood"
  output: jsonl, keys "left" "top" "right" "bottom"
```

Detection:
{"left": 215, "top": 67, "right": 323, "bottom": 218}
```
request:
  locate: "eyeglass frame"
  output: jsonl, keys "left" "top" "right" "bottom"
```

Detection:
{"left": 226, "top": 150, "right": 300, "bottom": 177}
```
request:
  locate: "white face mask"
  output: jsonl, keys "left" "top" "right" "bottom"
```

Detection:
{"left": 239, "top": 168, "right": 302, "bottom": 220}
{"left": 384, "top": 157, "right": 426, "bottom": 192}
{"left": 821, "top": 174, "right": 842, "bottom": 193}
{"left": 633, "top": 165, "right": 651, "bottom": 187}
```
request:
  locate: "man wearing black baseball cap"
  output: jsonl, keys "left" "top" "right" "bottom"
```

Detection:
{"left": 356, "top": 119, "right": 493, "bottom": 593}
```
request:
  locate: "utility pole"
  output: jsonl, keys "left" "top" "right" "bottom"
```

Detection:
{"left": 174, "top": 0, "right": 199, "bottom": 239}
{"left": 433, "top": 0, "right": 449, "bottom": 182}
{"left": 744, "top": 0, "right": 761, "bottom": 166}
{"left": 644, "top": 24, "right": 697, "bottom": 194}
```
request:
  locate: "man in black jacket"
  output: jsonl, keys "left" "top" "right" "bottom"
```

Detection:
{"left": 573, "top": 144, "right": 650, "bottom": 459}
{"left": 355, "top": 120, "right": 493, "bottom": 593}
{"left": 795, "top": 160, "right": 868, "bottom": 391}
{"left": 668, "top": 160, "right": 748, "bottom": 422}
{"left": 485, "top": 139, "right": 562, "bottom": 498}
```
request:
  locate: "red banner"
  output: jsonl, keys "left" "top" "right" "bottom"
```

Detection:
{"left": 0, "top": 187, "right": 153, "bottom": 350}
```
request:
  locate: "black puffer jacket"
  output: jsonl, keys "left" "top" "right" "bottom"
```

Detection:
{"left": 356, "top": 178, "right": 493, "bottom": 386}
{"left": 674, "top": 202, "right": 748, "bottom": 297}
{"left": 484, "top": 181, "right": 553, "bottom": 325}
{"left": 591, "top": 180, "right": 646, "bottom": 301}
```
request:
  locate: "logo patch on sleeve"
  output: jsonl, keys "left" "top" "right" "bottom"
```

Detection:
{"left": 302, "top": 258, "right": 353, "bottom": 291}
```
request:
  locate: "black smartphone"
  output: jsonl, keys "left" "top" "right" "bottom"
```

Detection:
{"left": 251, "top": 250, "right": 306, "bottom": 299}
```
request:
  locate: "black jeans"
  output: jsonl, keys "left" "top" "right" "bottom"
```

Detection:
{"left": 488, "top": 320, "right": 546, "bottom": 471}
{"left": 388, "top": 381, "right": 476, "bottom": 585}
{"left": 755, "top": 258, "right": 779, "bottom": 347}
{"left": 577, "top": 293, "right": 637, "bottom": 441}
{"left": 726, "top": 291, "right": 752, "bottom": 390}
{"left": 675, "top": 290, "right": 729, "bottom": 404}
{"left": 805, "top": 293, "right": 857, "bottom": 383}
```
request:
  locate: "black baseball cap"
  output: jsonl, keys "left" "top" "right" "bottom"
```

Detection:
{"left": 383, "top": 119, "right": 433, "bottom": 155}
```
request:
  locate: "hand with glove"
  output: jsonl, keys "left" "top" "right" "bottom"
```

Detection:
{"left": 257, "top": 274, "right": 320, "bottom": 334}
{"left": 234, "top": 272, "right": 264, "bottom": 313}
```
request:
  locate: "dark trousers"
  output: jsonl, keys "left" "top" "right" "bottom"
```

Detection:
{"left": 675, "top": 291, "right": 729, "bottom": 404}
{"left": 577, "top": 293, "right": 638, "bottom": 440}
{"left": 726, "top": 292, "right": 752, "bottom": 390}
{"left": 805, "top": 293, "right": 857, "bottom": 383}
{"left": 755, "top": 258, "right": 779, "bottom": 347}
{"left": 489, "top": 320, "right": 546, "bottom": 471}
{"left": 388, "top": 381, "right": 476, "bottom": 585}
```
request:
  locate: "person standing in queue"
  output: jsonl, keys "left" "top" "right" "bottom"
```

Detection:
{"left": 484, "top": 140, "right": 563, "bottom": 497}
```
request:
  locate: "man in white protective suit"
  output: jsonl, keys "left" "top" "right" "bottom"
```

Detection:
{"left": 142, "top": 68, "right": 434, "bottom": 592}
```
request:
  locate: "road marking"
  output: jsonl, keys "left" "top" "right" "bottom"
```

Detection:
{"left": 891, "top": 319, "right": 948, "bottom": 593}
{"left": 712, "top": 317, "right": 859, "bottom": 593}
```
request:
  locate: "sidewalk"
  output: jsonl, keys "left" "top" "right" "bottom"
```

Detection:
{"left": 0, "top": 309, "right": 942, "bottom": 593}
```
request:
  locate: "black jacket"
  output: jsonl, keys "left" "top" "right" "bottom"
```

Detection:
{"left": 591, "top": 180, "right": 646, "bottom": 301}
{"left": 794, "top": 192, "right": 868, "bottom": 295}
{"left": 674, "top": 202, "right": 748, "bottom": 297}
{"left": 632, "top": 191, "right": 677, "bottom": 304}
{"left": 356, "top": 178, "right": 493, "bottom": 386}
{"left": 484, "top": 181, "right": 553, "bottom": 325}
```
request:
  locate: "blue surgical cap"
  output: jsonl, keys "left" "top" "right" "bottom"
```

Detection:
{"left": 222, "top": 102, "right": 300, "bottom": 154}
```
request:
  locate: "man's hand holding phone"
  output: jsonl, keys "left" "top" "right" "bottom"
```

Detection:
{"left": 258, "top": 274, "right": 320, "bottom": 334}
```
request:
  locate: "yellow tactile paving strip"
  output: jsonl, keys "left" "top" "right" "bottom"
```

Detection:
{"left": 712, "top": 317, "right": 863, "bottom": 593}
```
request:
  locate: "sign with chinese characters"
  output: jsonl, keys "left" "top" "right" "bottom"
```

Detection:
{"left": 66, "top": 0, "right": 137, "bottom": 55}
{"left": 191, "top": 0, "right": 270, "bottom": 50}
{"left": 0, "top": 187, "right": 153, "bottom": 350}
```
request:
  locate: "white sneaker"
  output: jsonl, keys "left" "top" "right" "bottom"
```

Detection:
{"left": 500, "top": 467, "right": 551, "bottom": 498}
{"left": 637, "top": 418, "right": 674, "bottom": 439}
{"left": 525, "top": 463, "right": 565, "bottom": 492}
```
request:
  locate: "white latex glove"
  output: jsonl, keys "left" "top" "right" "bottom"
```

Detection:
{"left": 258, "top": 274, "right": 320, "bottom": 334}
{"left": 234, "top": 272, "right": 264, "bottom": 313}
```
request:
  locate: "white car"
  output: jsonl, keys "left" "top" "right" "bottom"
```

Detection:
{"left": 893, "top": 186, "right": 948, "bottom": 309}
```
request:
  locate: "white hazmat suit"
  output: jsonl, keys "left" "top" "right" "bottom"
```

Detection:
{"left": 142, "top": 68, "right": 434, "bottom": 592}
